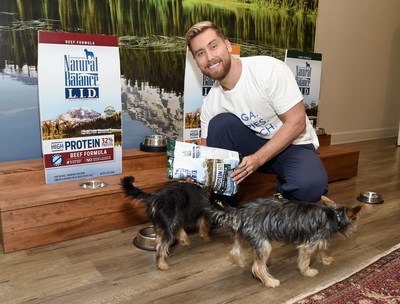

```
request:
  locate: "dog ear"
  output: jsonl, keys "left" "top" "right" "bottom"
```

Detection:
{"left": 320, "top": 195, "right": 336, "bottom": 207}
{"left": 347, "top": 203, "right": 364, "bottom": 220}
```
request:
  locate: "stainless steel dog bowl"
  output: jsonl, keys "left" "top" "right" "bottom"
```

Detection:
{"left": 357, "top": 191, "right": 384, "bottom": 204}
{"left": 144, "top": 135, "right": 167, "bottom": 147}
{"left": 133, "top": 226, "right": 157, "bottom": 251}
{"left": 79, "top": 180, "right": 108, "bottom": 189}
{"left": 140, "top": 135, "right": 167, "bottom": 152}
{"left": 314, "top": 127, "right": 326, "bottom": 135}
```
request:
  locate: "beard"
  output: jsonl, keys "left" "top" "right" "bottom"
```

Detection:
{"left": 202, "top": 54, "right": 232, "bottom": 82}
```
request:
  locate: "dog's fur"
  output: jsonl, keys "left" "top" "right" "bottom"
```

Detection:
{"left": 206, "top": 196, "right": 364, "bottom": 287}
{"left": 120, "top": 176, "right": 212, "bottom": 270}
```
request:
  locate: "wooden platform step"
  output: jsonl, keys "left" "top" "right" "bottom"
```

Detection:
{"left": 0, "top": 143, "right": 359, "bottom": 253}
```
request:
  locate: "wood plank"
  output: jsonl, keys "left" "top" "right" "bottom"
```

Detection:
{"left": 319, "top": 146, "right": 359, "bottom": 181}
{"left": 318, "top": 133, "right": 331, "bottom": 146}
{"left": 0, "top": 152, "right": 167, "bottom": 186}
{"left": 1, "top": 207, "right": 147, "bottom": 253}
{"left": 0, "top": 167, "right": 169, "bottom": 212}
{"left": 1, "top": 192, "right": 139, "bottom": 233}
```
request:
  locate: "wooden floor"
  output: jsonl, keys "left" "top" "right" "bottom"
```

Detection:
{"left": 1, "top": 137, "right": 399, "bottom": 304}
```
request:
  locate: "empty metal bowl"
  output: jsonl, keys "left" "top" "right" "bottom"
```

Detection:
{"left": 143, "top": 135, "right": 167, "bottom": 147}
{"left": 314, "top": 127, "right": 326, "bottom": 135}
{"left": 79, "top": 180, "right": 108, "bottom": 189}
{"left": 133, "top": 226, "right": 156, "bottom": 251}
{"left": 357, "top": 191, "right": 384, "bottom": 204}
{"left": 140, "top": 135, "right": 167, "bottom": 152}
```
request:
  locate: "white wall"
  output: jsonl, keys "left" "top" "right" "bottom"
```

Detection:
{"left": 314, "top": 0, "right": 400, "bottom": 144}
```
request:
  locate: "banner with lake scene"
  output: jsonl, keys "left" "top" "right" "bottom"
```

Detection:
{"left": 38, "top": 31, "right": 122, "bottom": 184}
{"left": 183, "top": 45, "right": 240, "bottom": 144}
{"left": 0, "top": 0, "right": 319, "bottom": 163}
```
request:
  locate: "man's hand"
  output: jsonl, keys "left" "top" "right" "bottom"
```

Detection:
{"left": 230, "top": 154, "right": 263, "bottom": 184}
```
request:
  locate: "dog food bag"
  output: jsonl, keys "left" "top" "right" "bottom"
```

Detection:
{"left": 166, "top": 139, "right": 240, "bottom": 196}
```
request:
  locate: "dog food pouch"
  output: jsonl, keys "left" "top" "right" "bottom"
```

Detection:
{"left": 166, "top": 139, "right": 240, "bottom": 196}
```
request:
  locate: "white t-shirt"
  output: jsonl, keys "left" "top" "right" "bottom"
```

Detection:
{"left": 200, "top": 56, "right": 319, "bottom": 149}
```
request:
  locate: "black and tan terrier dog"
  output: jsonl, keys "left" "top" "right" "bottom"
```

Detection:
{"left": 207, "top": 196, "right": 364, "bottom": 287}
{"left": 121, "top": 176, "right": 212, "bottom": 270}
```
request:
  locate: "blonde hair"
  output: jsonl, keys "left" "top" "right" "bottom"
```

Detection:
{"left": 185, "top": 21, "right": 226, "bottom": 52}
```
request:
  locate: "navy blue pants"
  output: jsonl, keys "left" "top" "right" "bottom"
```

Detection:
{"left": 206, "top": 113, "right": 328, "bottom": 202}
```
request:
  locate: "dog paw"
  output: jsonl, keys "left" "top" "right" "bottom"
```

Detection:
{"left": 318, "top": 251, "right": 334, "bottom": 265}
{"left": 229, "top": 252, "right": 246, "bottom": 267}
{"left": 199, "top": 233, "right": 210, "bottom": 240}
{"left": 265, "top": 278, "right": 280, "bottom": 288}
{"left": 320, "top": 256, "right": 333, "bottom": 265}
{"left": 233, "top": 259, "right": 246, "bottom": 268}
{"left": 157, "top": 263, "right": 170, "bottom": 270}
{"left": 178, "top": 238, "right": 190, "bottom": 246}
{"left": 301, "top": 268, "right": 319, "bottom": 277}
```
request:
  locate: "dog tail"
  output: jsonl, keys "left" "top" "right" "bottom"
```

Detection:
{"left": 120, "top": 176, "right": 151, "bottom": 202}
{"left": 205, "top": 205, "right": 242, "bottom": 231}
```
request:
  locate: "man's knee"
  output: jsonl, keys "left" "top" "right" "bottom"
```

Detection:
{"left": 295, "top": 179, "right": 328, "bottom": 203}
{"left": 207, "top": 113, "right": 246, "bottom": 149}
{"left": 278, "top": 171, "right": 328, "bottom": 203}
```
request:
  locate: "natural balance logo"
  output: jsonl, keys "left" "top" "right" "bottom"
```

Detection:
{"left": 202, "top": 75, "right": 214, "bottom": 96}
{"left": 104, "top": 105, "right": 116, "bottom": 117}
{"left": 295, "top": 62, "right": 311, "bottom": 95}
{"left": 64, "top": 49, "right": 99, "bottom": 100}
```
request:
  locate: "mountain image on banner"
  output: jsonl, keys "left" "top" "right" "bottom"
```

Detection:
{"left": 57, "top": 107, "right": 102, "bottom": 124}
{"left": 41, "top": 106, "right": 121, "bottom": 140}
